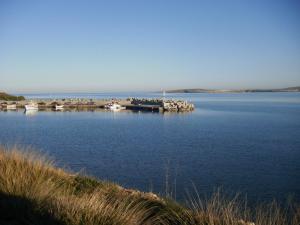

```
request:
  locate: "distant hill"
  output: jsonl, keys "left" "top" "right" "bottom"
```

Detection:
{"left": 166, "top": 86, "right": 300, "bottom": 93}
{"left": 0, "top": 92, "right": 25, "bottom": 101}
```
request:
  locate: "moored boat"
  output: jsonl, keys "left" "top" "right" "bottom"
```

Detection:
{"left": 104, "top": 103, "right": 125, "bottom": 110}
{"left": 25, "top": 101, "right": 38, "bottom": 110}
{"left": 55, "top": 105, "right": 64, "bottom": 110}
{"left": 6, "top": 104, "right": 17, "bottom": 110}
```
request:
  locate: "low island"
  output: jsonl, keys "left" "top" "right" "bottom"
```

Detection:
{"left": 166, "top": 86, "right": 300, "bottom": 93}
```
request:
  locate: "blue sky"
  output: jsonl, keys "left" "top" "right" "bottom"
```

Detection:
{"left": 0, "top": 0, "right": 300, "bottom": 92}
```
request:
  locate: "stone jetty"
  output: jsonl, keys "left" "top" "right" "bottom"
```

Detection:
{"left": 128, "top": 98, "right": 194, "bottom": 112}
{"left": 162, "top": 100, "right": 195, "bottom": 112}
{"left": 0, "top": 98, "right": 195, "bottom": 113}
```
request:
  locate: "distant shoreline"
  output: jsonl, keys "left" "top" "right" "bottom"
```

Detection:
{"left": 166, "top": 86, "right": 300, "bottom": 93}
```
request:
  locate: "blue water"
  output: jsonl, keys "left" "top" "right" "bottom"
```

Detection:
{"left": 1, "top": 92, "right": 300, "bottom": 204}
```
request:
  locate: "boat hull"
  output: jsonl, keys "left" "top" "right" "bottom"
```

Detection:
{"left": 25, "top": 105, "right": 38, "bottom": 110}
{"left": 105, "top": 103, "right": 125, "bottom": 110}
{"left": 55, "top": 105, "right": 64, "bottom": 110}
{"left": 6, "top": 104, "right": 17, "bottom": 110}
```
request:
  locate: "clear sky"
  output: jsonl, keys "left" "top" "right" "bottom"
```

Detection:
{"left": 1, "top": 0, "right": 300, "bottom": 93}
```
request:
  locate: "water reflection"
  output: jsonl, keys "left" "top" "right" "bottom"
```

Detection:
{"left": 24, "top": 109, "right": 38, "bottom": 116}
{"left": 0, "top": 93, "right": 299, "bottom": 204}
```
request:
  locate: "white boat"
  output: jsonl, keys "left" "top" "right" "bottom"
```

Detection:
{"left": 6, "top": 104, "right": 17, "bottom": 110}
{"left": 55, "top": 105, "right": 64, "bottom": 110}
{"left": 104, "top": 103, "right": 125, "bottom": 110}
{"left": 25, "top": 102, "right": 38, "bottom": 111}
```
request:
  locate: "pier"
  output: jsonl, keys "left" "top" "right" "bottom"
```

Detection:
{"left": 0, "top": 98, "right": 194, "bottom": 113}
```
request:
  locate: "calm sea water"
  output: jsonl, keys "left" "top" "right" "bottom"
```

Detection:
{"left": 1, "top": 92, "right": 300, "bottom": 204}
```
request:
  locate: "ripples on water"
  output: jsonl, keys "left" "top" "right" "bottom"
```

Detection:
{"left": 1, "top": 92, "right": 299, "bottom": 204}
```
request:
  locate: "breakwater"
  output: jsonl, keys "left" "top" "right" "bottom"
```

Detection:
{"left": 129, "top": 98, "right": 194, "bottom": 112}
{"left": 0, "top": 98, "right": 194, "bottom": 112}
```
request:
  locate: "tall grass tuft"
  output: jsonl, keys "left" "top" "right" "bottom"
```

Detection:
{"left": 0, "top": 146, "right": 166, "bottom": 225}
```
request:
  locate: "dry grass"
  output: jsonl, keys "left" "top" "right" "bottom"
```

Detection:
{"left": 186, "top": 190, "right": 300, "bottom": 225}
{"left": 0, "top": 146, "right": 299, "bottom": 225}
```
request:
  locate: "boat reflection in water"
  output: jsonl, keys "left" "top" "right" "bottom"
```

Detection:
{"left": 24, "top": 109, "right": 38, "bottom": 116}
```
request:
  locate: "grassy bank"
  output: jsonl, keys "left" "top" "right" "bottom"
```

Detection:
{"left": 0, "top": 146, "right": 299, "bottom": 225}
{"left": 0, "top": 92, "right": 25, "bottom": 101}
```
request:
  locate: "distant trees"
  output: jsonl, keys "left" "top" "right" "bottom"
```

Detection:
{"left": 0, "top": 92, "right": 25, "bottom": 101}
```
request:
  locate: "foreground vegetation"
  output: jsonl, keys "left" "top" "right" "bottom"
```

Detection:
{"left": 0, "top": 92, "right": 25, "bottom": 101}
{"left": 0, "top": 146, "right": 299, "bottom": 225}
